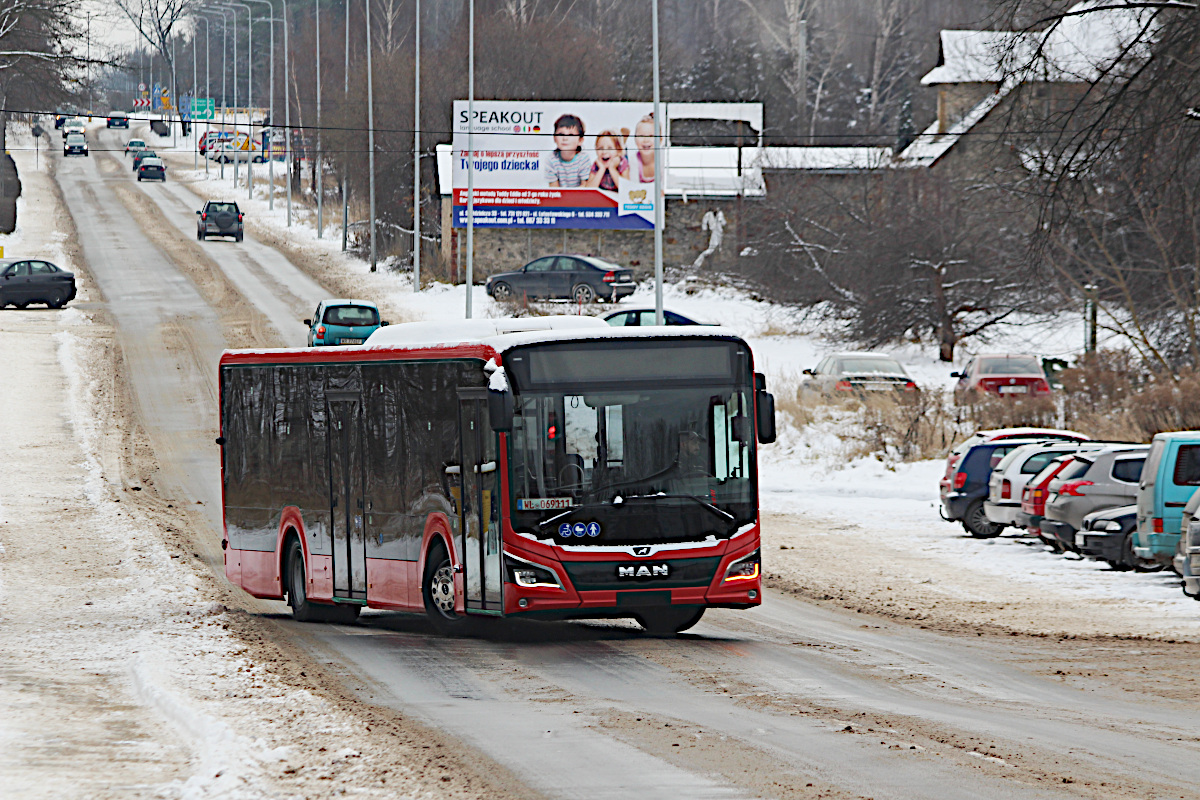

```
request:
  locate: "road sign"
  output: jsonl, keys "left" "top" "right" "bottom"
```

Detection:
{"left": 191, "top": 98, "right": 215, "bottom": 121}
{"left": 138, "top": 82, "right": 146, "bottom": 92}
{"left": 133, "top": 98, "right": 150, "bottom": 108}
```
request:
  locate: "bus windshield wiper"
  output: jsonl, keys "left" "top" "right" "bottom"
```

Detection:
{"left": 617, "top": 493, "right": 735, "bottom": 522}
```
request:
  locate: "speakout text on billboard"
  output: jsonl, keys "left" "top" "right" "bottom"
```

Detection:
{"left": 452, "top": 101, "right": 660, "bottom": 230}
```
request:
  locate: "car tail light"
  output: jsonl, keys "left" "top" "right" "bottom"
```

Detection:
{"left": 1034, "top": 380, "right": 1051, "bottom": 394}
{"left": 201, "top": 213, "right": 207, "bottom": 220}
{"left": 1154, "top": 517, "right": 1164, "bottom": 534}
{"left": 316, "top": 325, "right": 326, "bottom": 337}
{"left": 1022, "top": 486, "right": 1030, "bottom": 502}
{"left": 1001, "top": 479, "right": 1011, "bottom": 500}
{"left": 602, "top": 270, "right": 616, "bottom": 283}
{"left": 1032, "top": 488, "right": 1045, "bottom": 502}
{"left": 1058, "top": 480, "right": 1094, "bottom": 497}
{"left": 834, "top": 380, "right": 853, "bottom": 391}
{"left": 904, "top": 381, "right": 917, "bottom": 391}
{"left": 238, "top": 213, "right": 244, "bottom": 221}
{"left": 953, "top": 472, "right": 967, "bottom": 489}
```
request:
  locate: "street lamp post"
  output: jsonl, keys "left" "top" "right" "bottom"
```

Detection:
{"left": 652, "top": 0, "right": 663, "bottom": 326}
{"left": 277, "top": 0, "right": 291, "bottom": 226}
{"left": 465, "top": 0, "right": 473, "bottom": 317}
{"left": 341, "top": 0, "right": 349, "bottom": 251}
{"left": 412, "top": 0, "right": 420, "bottom": 290}
{"left": 245, "top": 0, "right": 276, "bottom": 208}
{"left": 316, "top": 0, "right": 323, "bottom": 237}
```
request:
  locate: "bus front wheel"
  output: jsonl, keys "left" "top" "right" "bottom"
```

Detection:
{"left": 423, "top": 542, "right": 465, "bottom": 635}
{"left": 636, "top": 606, "right": 705, "bottom": 637}
{"left": 287, "top": 539, "right": 321, "bottom": 622}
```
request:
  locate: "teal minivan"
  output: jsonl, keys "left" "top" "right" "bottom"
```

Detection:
{"left": 1134, "top": 431, "right": 1200, "bottom": 567}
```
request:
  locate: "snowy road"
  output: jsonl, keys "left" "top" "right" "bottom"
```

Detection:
{"left": 6, "top": 122, "right": 1200, "bottom": 798}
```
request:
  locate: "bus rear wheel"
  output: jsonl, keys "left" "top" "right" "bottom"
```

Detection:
{"left": 636, "top": 606, "right": 705, "bottom": 637}
{"left": 423, "top": 542, "right": 465, "bottom": 635}
{"left": 287, "top": 539, "right": 360, "bottom": 624}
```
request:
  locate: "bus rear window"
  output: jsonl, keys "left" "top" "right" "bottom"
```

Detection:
{"left": 324, "top": 305, "right": 379, "bottom": 327}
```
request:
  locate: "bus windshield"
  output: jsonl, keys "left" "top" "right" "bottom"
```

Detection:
{"left": 503, "top": 339, "right": 756, "bottom": 544}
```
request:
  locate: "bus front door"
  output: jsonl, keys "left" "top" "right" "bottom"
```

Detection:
{"left": 458, "top": 392, "right": 502, "bottom": 613}
{"left": 328, "top": 396, "right": 367, "bottom": 602}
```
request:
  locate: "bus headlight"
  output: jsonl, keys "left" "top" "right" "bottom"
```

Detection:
{"left": 723, "top": 550, "right": 760, "bottom": 582}
{"left": 504, "top": 553, "right": 562, "bottom": 589}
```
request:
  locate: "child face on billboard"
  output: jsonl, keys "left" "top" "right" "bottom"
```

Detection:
{"left": 554, "top": 126, "right": 582, "bottom": 157}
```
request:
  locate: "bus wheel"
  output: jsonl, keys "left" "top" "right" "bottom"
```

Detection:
{"left": 286, "top": 539, "right": 321, "bottom": 622}
{"left": 636, "top": 606, "right": 705, "bottom": 637}
{"left": 423, "top": 543, "right": 463, "bottom": 635}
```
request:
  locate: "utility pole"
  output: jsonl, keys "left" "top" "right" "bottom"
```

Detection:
{"left": 412, "top": 0, "right": 420, "bottom": 290}
{"left": 316, "top": 0, "right": 323, "bottom": 237}
{"left": 652, "top": 0, "right": 662, "bottom": 325}
{"left": 171, "top": 33, "right": 177, "bottom": 148}
{"left": 281, "top": 0, "right": 291, "bottom": 226}
{"left": 366, "top": 0, "right": 377, "bottom": 270}
{"left": 465, "top": 0, "right": 474, "bottom": 318}
{"left": 246, "top": 0, "right": 276, "bottom": 208}
{"left": 341, "top": 0, "right": 350, "bottom": 251}
{"left": 86, "top": 12, "right": 91, "bottom": 113}
{"left": 193, "top": 24, "right": 198, "bottom": 169}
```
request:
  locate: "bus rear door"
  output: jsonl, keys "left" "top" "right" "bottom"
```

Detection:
{"left": 328, "top": 393, "right": 367, "bottom": 602}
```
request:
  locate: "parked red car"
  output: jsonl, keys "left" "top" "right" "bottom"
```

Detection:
{"left": 953, "top": 354, "right": 1053, "bottom": 398}
{"left": 1019, "top": 455, "right": 1078, "bottom": 534}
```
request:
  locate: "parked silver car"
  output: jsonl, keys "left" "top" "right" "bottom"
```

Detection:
{"left": 800, "top": 352, "right": 917, "bottom": 395}
{"left": 985, "top": 441, "right": 1102, "bottom": 528}
{"left": 1039, "top": 445, "right": 1149, "bottom": 551}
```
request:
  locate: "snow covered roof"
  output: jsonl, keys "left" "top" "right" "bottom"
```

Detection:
{"left": 362, "top": 315, "right": 744, "bottom": 354}
{"left": 922, "top": 1, "right": 1154, "bottom": 86}
{"left": 894, "top": 91, "right": 1006, "bottom": 168}
{"left": 756, "top": 147, "right": 894, "bottom": 172}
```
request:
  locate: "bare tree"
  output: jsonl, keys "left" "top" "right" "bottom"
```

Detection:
{"left": 115, "top": 0, "right": 197, "bottom": 115}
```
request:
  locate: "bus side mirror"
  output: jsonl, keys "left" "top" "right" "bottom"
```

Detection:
{"left": 755, "top": 390, "right": 776, "bottom": 444}
{"left": 488, "top": 389, "right": 514, "bottom": 432}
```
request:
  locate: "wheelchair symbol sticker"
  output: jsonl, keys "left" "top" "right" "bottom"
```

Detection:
{"left": 586, "top": 522, "right": 601, "bottom": 537}
{"left": 559, "top": 523, "right": 573, "bottom": 537}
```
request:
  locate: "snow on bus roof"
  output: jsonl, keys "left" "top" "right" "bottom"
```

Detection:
{"left": 363, "top": 315, "right": 745, "bottom": 353}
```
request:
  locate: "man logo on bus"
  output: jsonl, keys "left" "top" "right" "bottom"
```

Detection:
{"left": 618, "top": 565, "right": 669, "bottom": 578}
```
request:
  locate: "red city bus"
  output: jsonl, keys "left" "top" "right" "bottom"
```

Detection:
{"left": 218, "top": 317, "right": 775, "bottom": 635}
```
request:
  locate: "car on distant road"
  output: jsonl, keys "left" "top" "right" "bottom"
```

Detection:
{"left": 952, "top": 354, "right": 1053, "bottom": 398}
{"left": 196, "top": 200, "right": 244, "bottom": 242}
{"left": 485, "top": 254, "right": 637, "bottom": 304}
{"left": 125, "top": 138, "right": 147, "bottom": 156}
{"left": 304, "top": 300, "right": 388, "bottom": 346}
{"left": 61, "top": 118, "right": 85, "bottom": 139}
{"left": 63, "top": 132, "right": 88, "bottom": 157}
{"left": 0, "top": 258, "right": 76, "bottom": 309}
{"left": 1039, "top": 445, "right": 1148, "bottom": 552}
{"left": 602, "top": 308, "right": 706, "bottom": 327}
{"left": 137, "top": 156, "right": 167, "bottom": 182}
{"left": 54, "top": 111, "right": 72, "bottom": 129}
{"left": 132, "top": 150, "right": 158, "bottom": 171}
{"left": 107, "top": 111, "right": 129, "bottom": 129}
{"left": 800, "top": 352, "right": 917, "bottom": 395}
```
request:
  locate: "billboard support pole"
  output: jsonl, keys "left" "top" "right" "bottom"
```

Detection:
{"left": 465, "top": 0, "right": 474, "bottom": 318}
{"left": 652, "top": 0, "right": 663, "bottom": 326}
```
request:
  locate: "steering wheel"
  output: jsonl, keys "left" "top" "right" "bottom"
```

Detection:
{"left": 558, "top": 462, "right": 586, "bottom": 488}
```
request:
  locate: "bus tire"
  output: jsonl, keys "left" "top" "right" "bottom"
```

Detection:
{"left": 636, "top": 606, "right": 705, "bottom": 637}
{"left": 423, "top": 541, "right": 464, "bottom": 635}
{"left": 286, "top": 539, "right": 321, "bottom": 622}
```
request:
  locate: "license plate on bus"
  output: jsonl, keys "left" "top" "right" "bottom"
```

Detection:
{"left": 339, "top": 338, "right": 363, "bottom": 345}
{"left": 998, "top": 385, "right": 1027, "bottom": 394}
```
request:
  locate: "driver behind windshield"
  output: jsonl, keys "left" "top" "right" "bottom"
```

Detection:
{"left": 653, "top": 429, "right": 712, "bottom": 496}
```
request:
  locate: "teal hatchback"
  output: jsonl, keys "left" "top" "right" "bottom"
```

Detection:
{"left": 304, "top": 300, "right": 388, "bottom": 346}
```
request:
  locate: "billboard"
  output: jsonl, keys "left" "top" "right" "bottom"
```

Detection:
{"left": 452, "top": 101, "right": 659, "bottom": 230}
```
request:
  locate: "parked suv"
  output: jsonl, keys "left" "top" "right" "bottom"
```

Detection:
{"left": 1076, "top": 504, "right": 1139, "bottom": 570}
{"left": 985, "top": 442, "right": 1095, "bottom": 529}
{"left": 1135, "top": 431, "right": 1200, "bottom": 568}
{"left": 485, "top": 254, "right": 637, "bottom": 304}
{"left": 196, "top": 201, "right": 244, "bottom": 242}
{"left": 1039, "top": 445, "right": 1148, "bottom": 551}
{"left": 953, "top": 354, "right": 1053, "bottom": 398}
